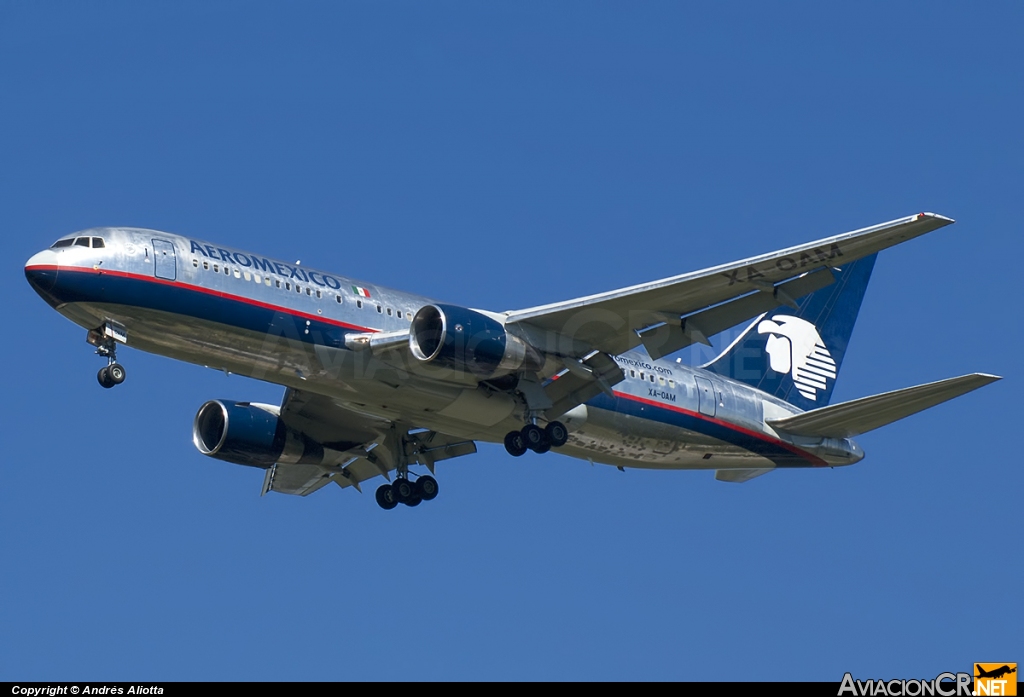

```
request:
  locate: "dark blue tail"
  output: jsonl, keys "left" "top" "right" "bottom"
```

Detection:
{"left": 704, "top": 254, "right": 877, "bottom": 409}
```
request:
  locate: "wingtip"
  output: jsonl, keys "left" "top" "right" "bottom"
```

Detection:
{"left": 919, "top": 212, "right": 956, "bottom": 224}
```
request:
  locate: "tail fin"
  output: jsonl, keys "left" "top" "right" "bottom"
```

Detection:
{"left": 705, "top": 253, "right": 877, "bottom": 409}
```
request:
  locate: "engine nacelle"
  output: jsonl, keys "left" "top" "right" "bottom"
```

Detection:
{"left": 409, "top": 304, "right": 543, "bottom": 379}
{"left": 192, "top": 400, "right": 324, "bottom": 469}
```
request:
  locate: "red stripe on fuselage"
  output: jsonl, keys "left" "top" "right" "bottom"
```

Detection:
{"left": 27, "top": 264, "right": 379, "bottom": 334}
{"left": 613, "top": 390, "right": 828, "bottom": 467}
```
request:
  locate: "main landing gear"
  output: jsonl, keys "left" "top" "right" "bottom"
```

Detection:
{"left": 88, "top": 324, "right": 127, "bottom": 389}
{"left": 503, "top": 421, "right": 568, "bottom": 457}
{"left": 375, "top": 475, "right": 439, "bottom": 510}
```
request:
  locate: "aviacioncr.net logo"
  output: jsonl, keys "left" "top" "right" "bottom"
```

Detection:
{"left": 839, "top": 672, "right": 973, "bottom": 696}
{"left": 758, "top": 314, "right": 836, "bottom": 401}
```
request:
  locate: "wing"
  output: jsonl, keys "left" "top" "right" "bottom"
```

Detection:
{"left": 261, "top": 388, "right": 477, "bottom": 497}
{"left": 505, "top": 213, "right": 954, "bottom": 357}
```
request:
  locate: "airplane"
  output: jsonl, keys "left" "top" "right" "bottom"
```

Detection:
{"left": 24, "top": 213, "right": 1001, "bottom": 509}
{"left": 976, "top": 666, "right": 1016, "bottom": 680}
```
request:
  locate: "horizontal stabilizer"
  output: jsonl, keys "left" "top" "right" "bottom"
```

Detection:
{"left": 715, "top": 468, "right": 773, "bottom": 483}
{"left": 766, "top": 373, "right": 1001, "bottom": 438}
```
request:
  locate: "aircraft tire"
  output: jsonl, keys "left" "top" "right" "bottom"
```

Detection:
{"left": 107, "top": 363, "right": 126, "bottom": 384}
{"left": 404, "top": 493, "right": 422, "bottom": 507}
{"left": 521, "top": 424, "right": 547, "bottom": 452}
{"left": 375, "top": 484, "right": 398, "bottom": 510}
{"left": 97, "top": 367, "right": 115, "bottom": 389}
{"left": 504, "top": 431, "right": 528, "bottom": 457}
{"left": 545, "top": 421, "right": 568, "bottom": 447}
{"left": 393, "top": 478, "right": 415, "bottom": 503}
{"left": 416, "top": 475, "right": 439, "bottom": 501}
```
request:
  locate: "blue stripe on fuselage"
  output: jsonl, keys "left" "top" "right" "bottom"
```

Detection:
{"left": 585, "top": 391, "right": 822, "bottom": 468}
{"left": 52, "top": 267, "right": 368, "bottom": 348}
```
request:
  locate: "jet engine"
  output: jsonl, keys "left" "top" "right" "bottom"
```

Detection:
{"left": 192, "top": 400, "right": 325, "bottom": 468}
{"left": 409, "top": 304, "right": 543, "bottom": 379}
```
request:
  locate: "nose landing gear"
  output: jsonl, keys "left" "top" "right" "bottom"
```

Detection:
{"left": 88, "top": 322, "right": 127, "bottom": 389}
{"left": 98, "top": 362, "right": 127, "bottom": 389}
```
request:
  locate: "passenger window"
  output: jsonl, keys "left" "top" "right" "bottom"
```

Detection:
{"left": 74, "top": 237, "right": 89, "bottom": 247}
{"left": 192, "top": 259, "right": 199, "bottom": 267}
{"left": 213, "top": 264, "right": 219, "bottom": 272}
{"left": 659, "top": 376, "right": 665, "bottom": 385}
{"left": 650, "top": 375, "right": 655, "bottom": 383}
{"left": 51, "top": 239, "right": 74, "bottom": 248}
{"left": 630, "top": 370, "right": 636, "bottom": 378}
{"left": 668, "top": 379, "right": 675, "bottom": 388}
{"left": 91, "top": 238, "right": 106, "bottom": 248}
{"left": 397, "top": 310, "right": 402, "bottom": 319}
{"left": 265, "top": 277, "right": 271, "bottom": 286}
{"left": 376, "top": 305, "right": 382, "bottom": 313}
{"left": 243, "top": 271, "right": 251, "bottom": 281}
{"left": 316, "top": 289, "right": 322, "bottom": 299}
{"left": 336, "top": 295, "right": 342, "bottom": 304}
{"left": 386, "top": 308, "right": 392, "bottom": 316}
{"left": 224, "top": 267, "right": 230, "bottom": 275}
{"left": 233, "top": 269, "right": 241, "bottom": 279}
{"left": 285, "top": 282, "right": 291, "bottom": 290}
{"left": 356, "top": 300, "right": 363, "bottom": 309}
{"left": 639, "top": 372, "right": 644, "bottom": 381}
{"left": 254, "top": 274, "right": 260, "bottom": 284}
{"left": 203, "top": 261, "right": 209, "bottom": 270}
{"left": 306, "top": 288, "right": 312, "bottom": 296}
{"left": 275, "top": 280, "right": 281, "bottom": 288}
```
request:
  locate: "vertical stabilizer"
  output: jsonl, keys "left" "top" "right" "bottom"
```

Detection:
{"left": 704, "top": 254, "right": 877, "bottom": 409}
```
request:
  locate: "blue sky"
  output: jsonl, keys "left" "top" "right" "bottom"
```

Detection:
{"left": 2, "top": 1, "right": 1020, "bottom": 681}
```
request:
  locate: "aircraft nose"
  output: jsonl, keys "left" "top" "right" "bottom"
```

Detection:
{"left": 25, "top": 250, "right": 60, "bottom": 303}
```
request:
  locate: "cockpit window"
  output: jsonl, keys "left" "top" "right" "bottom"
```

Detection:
{"left": 51, "top": 238, "right": 74, "bottom": 248}
{"left": 91, "top": 237, "right": 105, "bottom": 248}
{"left": 74, "top": 237, "right": 90, "bottom": 247}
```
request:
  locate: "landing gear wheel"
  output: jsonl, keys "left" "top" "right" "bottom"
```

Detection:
{"left": 504, "top": 431, "right": 528, "bottom": 457}
{"left": 545, "top": 421, "right": 568, "bottom": 447}
{"left": 393, "top": 478, "right": 416, "bottom": 504}
{"left": 522, "top": 424, "right": 549, "bottom": 453}
{"left": 97, "top": 367, "right": 115, "bottom": 389}
{"left": 375, "top": 484, "right": 398, "bottom": 510}
{"left": 404, "top": 494, "right": 422, "bottom": 507}
{"left": 107, "top": 363, "right": 126, "bottom": 385}
{"left": 416, "top": 475, "right": 439, "bottom": 501}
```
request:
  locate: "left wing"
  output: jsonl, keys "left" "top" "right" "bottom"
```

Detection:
{"left": 262, "top": 389, "right": 476, "bottom": 497}
{"left": 505, "top": 213, "right": 953, "bottom": 357}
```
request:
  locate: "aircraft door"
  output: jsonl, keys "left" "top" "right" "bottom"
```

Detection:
{"left": 695, "top": 375, "right": 716, "bottom": 417}
{"left": 153, "top": 239, "right": 176, "bottom": 281}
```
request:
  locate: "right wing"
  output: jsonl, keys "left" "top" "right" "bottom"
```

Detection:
{"left": 505, "top": 213, "right": 954, "bottom": 358}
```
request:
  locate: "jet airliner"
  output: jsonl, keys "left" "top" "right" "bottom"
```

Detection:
{"left": 25, "top": 213, "right": 1000, "bottom": 509}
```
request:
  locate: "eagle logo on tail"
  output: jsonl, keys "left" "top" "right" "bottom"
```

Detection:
{"left": 757, "top": 315, "right": 837, "bottom": 401}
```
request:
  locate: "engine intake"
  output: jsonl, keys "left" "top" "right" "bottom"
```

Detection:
{"left": 410, "top": 304, "right": 543, "bottom": 379}
{"left": 193, "top": 400, "right": 324, "bottom": 468}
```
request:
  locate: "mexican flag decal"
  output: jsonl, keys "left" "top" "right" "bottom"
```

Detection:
{"left": 352, "top": 285, "right": 371, "bottom": 299}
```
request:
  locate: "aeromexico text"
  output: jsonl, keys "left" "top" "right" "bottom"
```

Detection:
{"left": 189, "top": 241, "right": 345, "bottom": 291}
